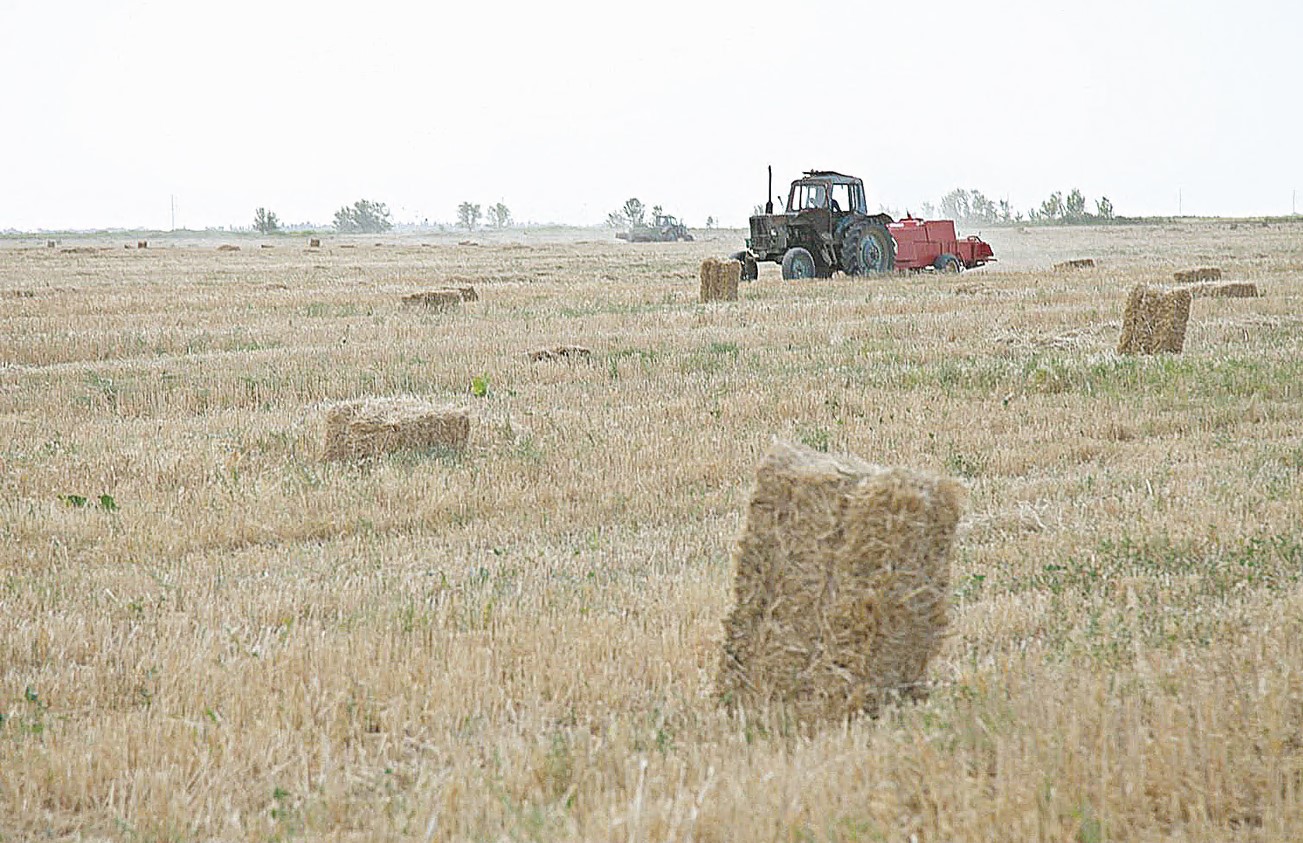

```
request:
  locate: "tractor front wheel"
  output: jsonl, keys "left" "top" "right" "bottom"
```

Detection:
{"left": 933, "top": 253, "right": 962, "bottom": 274}
{"left": 781, "top": 247, "right": 817, "bottom": 280}
{"left": 844, "top": 222, "right": 895, "bottom": 275}
{"left": 730, "top": 251, "right": 759, "bottom": 281}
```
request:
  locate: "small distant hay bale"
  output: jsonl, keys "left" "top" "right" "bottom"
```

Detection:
{"left": 1118, "top": 284, "right": 1192, "bottom": 354}
{"left": 1053, "top": 258, "right": 1095, "bottom": 271}
{"left": 717, "top": 441, "right": 965, "bottom": 724}
{"left": 1188, "top": 281, "right": 1260, "bottom": 298}
{"left": 401, "top": 290, "right": 464, "bottom": 310}
{"left": 322, "top": 397, "right": 469, "bottom": 461}
{"left": 528, "top": 345, "right": 591, "bottom": 362}
{"left": 260, "top": 244, "right": 274, "bottom": 249}
{"left": 217, "top": 244, "right": 240, "bottom": 252}
{"left": 137, "top": 240, "right": 147, "bottom": 249}
{"left": 45, "top": 240, "right": 56, "bottom": 249}
{"left": 700, "top": 258, "right": 741, "bottom": 302}
{"left": 458, "top": 240, "right": 479, "bottom": 247}
{"left": 308, "top": 238, "right": 322, "bottom": 248}
{"left": 1173, "top": 266, "right": 1222, "bottom": 284}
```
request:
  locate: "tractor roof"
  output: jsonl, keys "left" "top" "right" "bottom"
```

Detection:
{"left": 801, "top": 170, "right": 861, "bottom": 185}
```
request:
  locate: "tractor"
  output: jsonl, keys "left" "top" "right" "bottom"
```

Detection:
{"left": 616, "top": 212, "right": 695, "bottom": 242}
{"left": 732, "top": 168, "right": 994, "bottom": 280}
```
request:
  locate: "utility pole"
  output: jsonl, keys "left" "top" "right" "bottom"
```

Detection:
{"left": 1178, "top": 188, "right": 1182, "bottom": 216}
{"left": 1293, "top": 189, "right": 1297, "bottom": 216}
{"left": 170, "top": 195, "right": 175, "bottom": 231}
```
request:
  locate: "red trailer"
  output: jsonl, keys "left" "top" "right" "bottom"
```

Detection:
{"left": 887, "top": 217, "right": 995, "bottom": 272}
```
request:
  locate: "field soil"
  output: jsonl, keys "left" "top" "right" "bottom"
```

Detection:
{"left": 2, "top": 223, "right": 1301, "bottom": 840}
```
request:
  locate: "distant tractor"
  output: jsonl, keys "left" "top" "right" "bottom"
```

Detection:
{"left": 617, "top": 213, "right": 695, "bottom": 242}
{"left": 733, "top": 168, "right": 994, "bottom": 280}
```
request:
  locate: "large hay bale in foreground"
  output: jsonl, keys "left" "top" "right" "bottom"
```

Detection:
{"left": 322, "top": 397, "right": 469, "bottom": 461}
{"left": 1118, "top": 284, "right": 1192, "bottom": 354}
{"left": 401, "top": 290, "right": 463, "bottom": 310}
{"left": 700, "top": 258, "right": 741, "bottom": 302}
{"left": 1053, "top": 258, "right": 1095, "bottom": 271}
{"left": 1173, "top": 266, "right": 1222, "bottom": 284}
{"left": 1189, "top": 281, "right": 1260, "bottom": 299}
{"left": 717, "top": 442, "right": 965, "bottom": 724}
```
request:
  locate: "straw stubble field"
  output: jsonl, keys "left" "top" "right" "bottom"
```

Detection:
{"left": 1, "top": 223, "right": 1301, "bottom": 840}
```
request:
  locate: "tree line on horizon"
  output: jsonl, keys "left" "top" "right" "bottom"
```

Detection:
{"left": 251, "top": 200, "right": 515, "bottom": 234}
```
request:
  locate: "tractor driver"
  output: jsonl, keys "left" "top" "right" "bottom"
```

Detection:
{"left": 805, "top": 185, "right": 827, "bottom": 210}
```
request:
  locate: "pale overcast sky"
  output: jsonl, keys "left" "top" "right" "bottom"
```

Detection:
{"left": 2, "top": 0, "right": 1300, "bottom": 230}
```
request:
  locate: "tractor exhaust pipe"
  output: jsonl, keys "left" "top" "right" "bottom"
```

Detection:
{"left": 765, "top": 165, "right": 773, "bottom": 215}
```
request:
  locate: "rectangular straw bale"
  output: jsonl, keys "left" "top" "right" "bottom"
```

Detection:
{"left": 1189, "top": 281, "right": 1260, "bottom": 298}
{"left": 1118, "top": 284, "right": 1192, "bottom": 354}
{"left": 700, "top": 258, "right": 741, "bottom": 302}
{"left": 401, "top": 290, "right": 463, "bottom": 310}
{"left": 528, "top": 345, "right": 591, "bottom": 362}
{"left": 308, "top": 238, "right": 322, "bottom": 248}
{"left": 322, "top": 397, "right": 469, "bottom": 461}
{"left": 1053, "top": 258, "right": 1095, "bottom": 271}
{"left": 1173, "top": 266, "right": 1222, "bottom": 284}
{"left": 718, "top": 441, "right": 964, "bottom": 724}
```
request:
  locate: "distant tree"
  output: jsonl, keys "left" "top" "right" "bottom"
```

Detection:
{"left": 918, "top": 200, "right": 937, "bottom": 219}
{"left": 1064, "top": 188, "right": 1087, "bottom": 222}
{"left": 606, "top": 211, "right": 625, "bottom": 228}
{"left": 622, "top": 197, "right": 645, "bottom": 227}
{"left": 485, "top": 202, "right": 511, "bottom": 229}
{"left": 940, "top": 188, "right": 972, "bottom": 222}
{"left": 1038, "top": 191, "right": 1064, "bottom": 223}
{"left": 457, "top": 202, "right": 482, "bottom": 231}
{"left": 997, "top": 198, "right": 1014, "bottom": 223}
{"left": 753, "top": 204, "right": 766, "bottom": 216}
{"left": 705, "top": 216, "right": 716, "bottom": 229}
{"left": 333, "top": 199, "right": 392, "bottom": 234}
{"left": 1095, "top": 196, "right": 1115, "bottom": 220}
{"left": 969, "top": 190, "right": 999, "bottom": 224}
{"left": 650, "top": 204, "right": 663, "bottom": 222}
{"left": 253, "top": 207, "right": 281, "bottom": 234}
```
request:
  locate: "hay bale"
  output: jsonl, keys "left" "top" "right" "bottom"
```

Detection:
{"left": 322, "top": 397, "right": 469, "bottom": 461}
{"left": 717, "top": 441, "right": 964, "bottom": 724}
{"left": 45, "top": 240, "right": 55, "bottom": 249}
{"left": 700, "top": 258, "right": 741, "bottom": 302}
{"left": 1173, "top": 266, "right": 1222, "bottom": 284}
{"left": 308, "top": 238, "right": 321, "bottom": 248}
{"left": 528, "top": 345, "right": 591, "bottom": 362}
{"left": 1053, "top": 258, "right": 1096, "bottom": 271}
{"left": 137, "top": 241, "right": 147, "bottom": 249}
{"left": 1118, "top": 284, "right": 1192, "bottom": 354}
{"left": 217, "top": 244, "right": 240, "bottom": 252}
{"left": 1189, "top": 281, "right": 1260, "bottom": 298}
{"left": 401, "top": 290, "right": 463, "bottom": 310}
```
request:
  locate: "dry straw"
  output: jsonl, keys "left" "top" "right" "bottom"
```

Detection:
{"left": 1188, "top": 281, "right": 1260, "bottom": 299}
{"left": 1053, "top": 258, "right": 1096, "bottom": 271}
{"left": 308, "top": 238, "right": 321, "bottom": 248}
{"left": 1118, "top": 284, "right": 1192, "bottom": 354}
{"left": 700, "top": 258, "right": 741, "bottom": 302}
{"left": 322, "top": 397, "right": 469, "bottom": 461}
{"left": 1173, "top": 266, "right": 1222, "bottom": 283}
{"left": 528, "top": 345, "right": 591, "bottom": 362}
{"left": 217, "top": 244, "right": 241, "bottom": 252}
{"left": 717, "top": 441, "right": 965, "bottom": 724}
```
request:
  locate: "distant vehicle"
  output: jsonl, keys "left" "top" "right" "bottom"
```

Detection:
{"left": 733, "top": 168, "right": 994, "bottom": 280}
{"left": 616, "top": 213, "right": 695, "bottom": 242}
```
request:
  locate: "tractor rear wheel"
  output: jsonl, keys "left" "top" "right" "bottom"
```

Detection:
{"left": 844, "top": 222, "right": 895, "bottom": 275}
{"left": 934, "top": 253, "right": 962, "bottom": 273}
{"left": 781, "top": 247, "right": 817, "bottom": 280}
